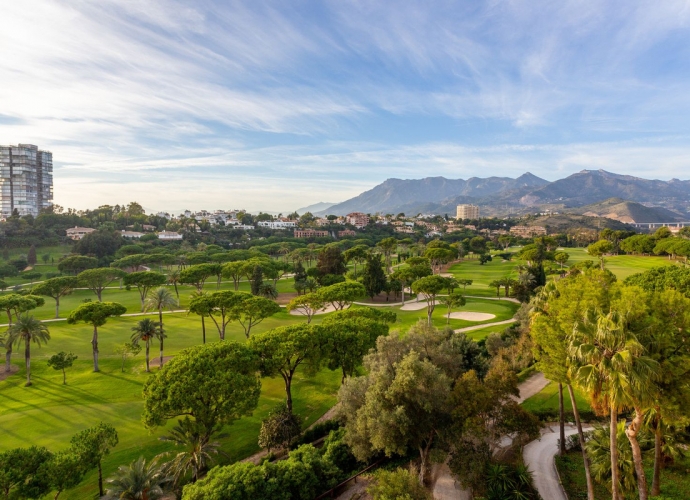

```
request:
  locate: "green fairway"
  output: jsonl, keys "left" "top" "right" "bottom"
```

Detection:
{"left": 563, "top": 247, "right": 678, "bottom": 280}
{"left": 520, "top": 380, "right": 592, "bottom": 416}
{"left": 447, "top": 258, "right": 520, "bottom": 298}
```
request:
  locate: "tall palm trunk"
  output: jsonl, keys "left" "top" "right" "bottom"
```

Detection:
{"left": 5, "top": 312, "right": 13, "bottom": 372}
{"left": 24, "top": 336, "right": 31, "bottom": 386}
{"left": 651, "top": 412, "right": 662, "bottom": 497}
{"left": 158, "top": 308, "right": 164, "bottom": 369}
{"left": 558, "top": 383, "right": 565, "bottom": 456}
{"left": 610, "top": 407, "right": 622, "bottom": 500}
{"left": 568, "top": 384, "right": 595, "bottom": 500}
{"left": 625, "top": 408, "right": 648, "bottom": 500}
{"left": 92, "top": 325, "right": 99, "bottom": 372}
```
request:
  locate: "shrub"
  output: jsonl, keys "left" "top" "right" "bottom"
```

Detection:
{"left": 367, "top": 468, "right": 431, "bottom": 500}
{"left": 258, "top": 403, "right": 302, "bottom": 451}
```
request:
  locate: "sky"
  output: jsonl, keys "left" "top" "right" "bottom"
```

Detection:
{"left": 1, "top": 0, "right": 690, "bottom": 214}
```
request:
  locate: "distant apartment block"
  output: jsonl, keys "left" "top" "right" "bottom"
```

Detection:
{"left": 0, "top": 144, "right": 54, "bottom": 217}
{"left": 66, "top": 226, "right": 96, "bottom": 240}
{"left": 338, "top": 230, "right": 356, "bottom": 237}
{"left": 257, "top": 220, "right": 297, "bottom": 229}
{"left": 121, "top": 230, "right": 144, "bottom": 239}
{"left": 456, "top": 204, "right": 479, "bottom": 220}
{"left": 346, "top": 212, "right": 370, "bottom": 228}
{"left": 510, "top": 225, "right": 547, "bottom": 238}
{"left": 157, "top": 231, "right": 183, "bottom": 240}
{"left": 294, "top": 229, "right": 329, "bottom": 238}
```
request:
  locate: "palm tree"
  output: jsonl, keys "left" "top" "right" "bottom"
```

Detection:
{"left": 167, "top": 270, "right": 181, "bottom": 302}
{"left": 104, "top": 456, "right": 170, "bottom": 500}
{"left": 145, "top": 287, "right": 177, "bottom": 369}
{"left": 569, "top": 309, "right": 657, "bottom": 500}
{"left": 158, "top": 418, "right": 224, "bottom": 485}
{"left": 131, "top": 319, "right": 160, "bottom": 372}
{"left": 585, "top": 422, "right": 638, "bottom": 497}
{"left": 258, "top": 283, "right": 278, "bottom": 300}
{"left": 7, "top": 314, "right": 50, "bottom": 386}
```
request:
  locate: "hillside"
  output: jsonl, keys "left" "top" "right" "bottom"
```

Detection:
{"left": 295, "top": 201, "right": 337, "bottom": 215}
{"left": 526, "top": 214, "right": 634, "bottom": 233}
{"left": 568, "top": 198, "right": 684, "bottom": 223}
{"left": 323, "top": 170, "right": 690, "bottom": 217}
{"left": 320, "top": 173, "right": 548, "bottom": 215}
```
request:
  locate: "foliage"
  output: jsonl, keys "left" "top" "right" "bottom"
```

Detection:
{"left": 123, "top": 271, "right": 167, "bottom": 310}
{"left": 57, "top": 255, "right": 98, "bottom": 274}
{"left": 31, "top": 276, "right": 80, "bottom": 318}
{"left": 258, "top": 403, "right": 302, "bottom": 451}
{"left": 70, "top": 422, "right": 119, "bottom": 497}
{"left": 77, "top": 267, "right": 126, "bottom": 301}
{"left": 104, "top": 456, "right": 170, "bottom": 500}
{"left": 316, "top": 244, "right": 347, "bottom": 277}
{"left": 368, "top": 468, "right": 432, "bottom": 500}
{"left": 143, "top": 341, "right": 261, "bottom": 441}
{"left": 74, "top": 229, "right": 124, "bottom": 259}
{"left": 181, "top": 444, "right": 341, "bottom": 500}
{"left": 362, "top": 254, "right": 387, "bottom": 299}
{"left": 159, "top": 417, "right": 224, "bottom": 485}
{"left": 0, "top": 446, "right": 53, "bottom": 499}
{"left": 47, "top": 351, "right": 78, "bottom": 384}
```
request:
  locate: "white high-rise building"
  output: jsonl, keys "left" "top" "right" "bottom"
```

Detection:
{"left": 456, "top": 204, "right": 479, "bottom": 220}
{"left": 0, "top": 144, "right": 53, "bottom": 217}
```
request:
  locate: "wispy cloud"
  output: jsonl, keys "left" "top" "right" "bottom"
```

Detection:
{"left": 1, "top": 0, "right": 689, "bottom": 213}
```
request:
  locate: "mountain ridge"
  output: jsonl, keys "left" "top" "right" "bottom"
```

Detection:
{"left": 318, "top": 170, "right": 690, "bottom": 218}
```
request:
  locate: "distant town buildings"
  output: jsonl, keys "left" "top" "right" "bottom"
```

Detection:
{"left": 510, "top": 225, "right": 547, "bottom": 237}
{"left": 456, "top": 204, "right": 479, "bottom": 220}
{"left": 257, "top": 220, "right": 297, "bottom": 229}
{"left": 66, "top": 226, "right": 96, "bottom": 240}
{"left": 121, "top": 230, "right": 144, "bottom": 239}
{"left": 346, "top": 212, "right": 370, "bottom": 228}
{"left": 0, "top": 144, "right": 54, "bottom": 217}
{"left": 338, "top": 230, "right": 356, "bottom": 237}
{"left": 157, "top": 231, "right": 183, "bottom": 240}
{"left": 294, "top": 229, "right": 329, "bottom": 238}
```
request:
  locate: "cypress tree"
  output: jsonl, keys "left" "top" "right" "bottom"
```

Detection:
{"left": 362, "top": 254, "right": 387, "bottom": 299}
{"left": 27, "top": 244, "right": 37, "bottom": 266}
{"left": 251, "top": 265, "right": 263, "bottom": 295}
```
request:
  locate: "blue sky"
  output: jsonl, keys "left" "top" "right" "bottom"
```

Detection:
{"left": 1, "top": 0, "right": 689, "bottom": 213}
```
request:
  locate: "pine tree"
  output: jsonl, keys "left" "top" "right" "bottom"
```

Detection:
{"left": 251, "top": 265, "right": 263, "bottom": 295}
{"left": 362, "top": 254, "right": 387, "bottom": 299}
{"left": 293, "top": 261, "right": 307, "bottom": 283}
{"left": 27, "top": 245, "right": 37, "bottom": 266}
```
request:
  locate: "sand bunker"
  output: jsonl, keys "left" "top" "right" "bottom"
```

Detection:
{"left": 400, "top": 301, "right": 429, "bottom": 311}
{"left": 447, "top": 312, "right": 496, "bottom": 321}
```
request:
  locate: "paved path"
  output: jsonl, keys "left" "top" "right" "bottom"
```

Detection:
{"left": 514, "top": 372, "right": 549, "bottom": 403}
{"left": 453, "top": 318, "right": 516, "bottom": 333}
{"left": 0, "top": 309, "right": 187, "bottom": 328}
{"left": 524, "top": 424, "right": 591, "bottom": 500}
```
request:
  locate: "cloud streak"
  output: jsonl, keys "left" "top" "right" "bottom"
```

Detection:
{"left": 0, "top": 0, "right": 689, "bottom": 213}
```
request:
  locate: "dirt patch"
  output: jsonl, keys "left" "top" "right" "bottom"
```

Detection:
{"left": 276, "top": 292, "right": 298, "bottom": 305}
{"left": 0, "top": 365, "right": 19, "bottom": 381}
{"left": 447, "top": 312, "right": 496, "bottom": 321}
{"left": 149, "top": 356, "right": 173, "bottom": 368}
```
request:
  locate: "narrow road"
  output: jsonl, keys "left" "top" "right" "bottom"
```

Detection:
{"left": 514, "top": 372, "right": 549, "bottom": 403}
{"left": 523, "top": 423, "right": 592, "bottom": 500}
{"left": 453, "top": 318, "right": 516, "bottom": 333}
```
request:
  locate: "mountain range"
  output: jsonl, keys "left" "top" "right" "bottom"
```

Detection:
{"left": 318, "top": 170, "right": 690, "bottom": 222}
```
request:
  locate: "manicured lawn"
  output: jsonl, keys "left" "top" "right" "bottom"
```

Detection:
{"left": 447, "top": 258, "right": 520, "bottom": 298}
{"left": 520, "top": 381, "right": 592, "bottom": 416}
{"left": 562, "top": 247, "right": 677, "bottom": 280}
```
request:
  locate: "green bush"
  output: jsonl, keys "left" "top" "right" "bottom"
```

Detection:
{"left": 292, "top": 419, "right": 341, "bottom": 448}
{"left": 367, "top": 468, "right": 431, "bottom": 500}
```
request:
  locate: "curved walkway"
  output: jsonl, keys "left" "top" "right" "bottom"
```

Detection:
{"left": 523, "top": 423, "right": 592, "bottom": 500}
{"left": 453, "top": 318, "right": 516, "bottom": 333}
{"left": 0, "top": 309, "right": 187, "bottom": 328}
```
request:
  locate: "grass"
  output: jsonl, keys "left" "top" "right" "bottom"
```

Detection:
{"left": 0, "top": 282, "right": 512, "bottom": 499}
{"left": 556, "top": 450, "right": 690, "bottom": 499}
{"left": 520, "top": 381, "right": 592, "bottom": 416}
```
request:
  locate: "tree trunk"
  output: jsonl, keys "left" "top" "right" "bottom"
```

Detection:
{"left": 568, "top": 384, "right": 595, "bottom": 500}
{"left": 159, "top": 309, "right": 164, "bottom": 369}
{"left": 55, "top": 297, "right": 60, "bottom": 319}
{"left": 201, "top": 315, "right": 206, "bottom": 344}
{"left": 145, "top": 341, "right": 150, "bottom": 372}
{"left": 625, "top": 408, "right": 648, "bottom": 500}
{"left": 418, "top": 433, "right": 434, "bottom": 485}
{"left": 610, "top": 408, "right": 621, "bottom": 500}
{"left": 62, "top": 368, "right": 66, "bottom": 385}
{"left": 284, "top": 375, "right": 293, "bottom": 413}
{"left": 92, "top": 325, "right": 99, "bottom": 372}
{"left": 652, "top": 414, "right": 662, "bottom": 497}
{"left": 97, "top": 289, "right": 102, "bottom": 302}
{"left": 25, "top": 339, "right": 31, "bottom": 386}
{"left": 558, "top": 383, "right": 565, "bottom": 456}
{"left": 5, "top": 345, "right": 11, "bottom": 373}
{"left": 98, "top": 460, "right": 104, "bottom": 497}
